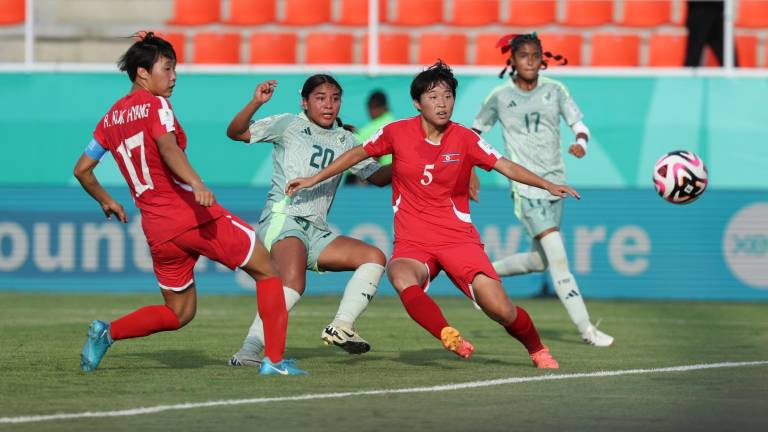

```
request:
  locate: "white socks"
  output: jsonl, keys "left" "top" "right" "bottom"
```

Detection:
{"left": 334, "top": 263, "right": 384, "bottom": 326}
{"left": 539, "top": 232, "right": 591, "bottom": 334}
{"left": 241, "top": 286, "right": 301, "bottom": 354}
{"left": 492, "top": 241, "right": 546, "bottom": 276}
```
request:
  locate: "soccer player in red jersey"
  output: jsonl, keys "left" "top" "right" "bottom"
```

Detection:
{"left": 73, "top": 32, "right": 306, "bottom": 375}
{"left": 286, "top": 61, "right": 579, "bottom": 369}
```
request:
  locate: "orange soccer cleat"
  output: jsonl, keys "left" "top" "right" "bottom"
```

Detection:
{"left": 440, "top": 326, "right": 474, "bottom": 359}
{"left": 530, "top": 347, "right": 559, "bottom": 369}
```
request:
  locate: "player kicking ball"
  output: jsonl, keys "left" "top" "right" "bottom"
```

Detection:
{"left": 286, "top": 61, "right": 579, "bottom": 369}
{"left": 73, "top": 32, "right": 306, "bottom": 375}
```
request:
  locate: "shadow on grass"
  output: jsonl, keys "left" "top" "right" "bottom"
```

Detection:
{"left": 111, "top": 349, "right": 221, "bottom": 369}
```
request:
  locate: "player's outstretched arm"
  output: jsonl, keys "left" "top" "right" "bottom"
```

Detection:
{"left": 493, "top": 158, "right": 580, "bottom": 200}
{"left": 156, "top": 133, "right": 215, "bottom": 207}
{"left": 286, "top": 146, "right": 370, "bottom": 195}
{"left": 226, "top": 80, "right": 278, "bottom": 142}
{"left": 366, "top": 164, "right": 392, "bottom": 187}
{"left": 73, "top": 154, "right": 128, "bottom": 223}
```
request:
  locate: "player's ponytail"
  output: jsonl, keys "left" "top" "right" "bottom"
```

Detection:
{"left": 496, "top": 32, "right": 568, "bottom": 79}
{"left": 118, "top": 31, "right": 177, "bottom": 82}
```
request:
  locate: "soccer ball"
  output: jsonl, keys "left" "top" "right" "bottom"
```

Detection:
{"left": 653, "top": 150, "right": 708, "bottom": 204}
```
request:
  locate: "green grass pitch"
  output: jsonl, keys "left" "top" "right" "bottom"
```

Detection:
{"left": 1, "top": 293, "right": 767, "bottom": 431}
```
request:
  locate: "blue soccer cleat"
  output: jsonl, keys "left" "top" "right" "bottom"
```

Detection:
{"left": 80, "top": 320, "right": 113, "bottom": 372}
{"left": 258, "top": 358, "right": 309, "bottom": 376}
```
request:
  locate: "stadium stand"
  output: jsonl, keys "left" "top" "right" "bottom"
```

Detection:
{"left": 248, "top": 33, "right": 297, "bottom": 64}
{"left": 305, "top": 32, "right": 355, "bottom": 64}
{"left": 506, "top": 0, "right": 556, "bottom": 26}
{"left": 282, "top": 0, "right": 332, "bottom": 25}
{"left": 619, "top": 0, "right": 672, "bottom": 27}
{"left": 389, "top": 0, "right": 443, "bottom": 26}
{"left": 561, "top": 0, "right": 614, "bottom": 27}
{"left": 337, "top": 0, "right": 388, "bottom": 25}
{"left": 449, "top": 0, "right": 499, "bottom": 26}
{"left": 167, "top": 0, "right": 219, "bottom": 25}
{"left": 647, "top": 33, "right": 686, "bottom": 67}
{"left": 539, "top": 33, "right": 583, "bottom": 66}
{"left": 361, "top": 32, "right": 411, "bottom": 64}
{"left": 192, "top": 32, "right": 241, "bottom": 64}
{"left": 418, "top": 33, "right": 467, "bottom": 65}
{"left": 474, "top": 33, "right": 508, "bottom": 65}
{"left": 224, "top": 0, "right": 276, "bottom": 25}
{"left": 590, "top": 33, "right": 641, "bottom": 66}
{"left": 0, "top": 0, "right": 24, "bottom": 25}
{"left": 736, "top": 0, "right": 768, "bottom": 28}
{"left": 161, "top": 31, "right": 186, "bottom": 63}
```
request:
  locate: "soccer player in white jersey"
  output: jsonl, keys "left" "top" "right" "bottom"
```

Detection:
{"left": 225, "top": 75, "right": 392, "bottom": 366}
{"left": 472, "top": 33, "right": 614, "bottom": 347}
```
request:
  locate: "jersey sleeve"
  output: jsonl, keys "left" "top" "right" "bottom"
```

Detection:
{"left": 247, "top": 114, "right": 294, "bottom": 145}
{"left": 558, "top": 84, "right": 584, "bottom": 126}
{"left": 149, "top": 96, "right": 177, "bottom": 139}
{"left": 348, "top": 151, "right": 382, "bottom": 180}
{"left": 83, "top": 137, "right": 108, "bottom": 161}
{"left": 472, "top": 91, "right": 499, "bottom": 133}
{"left": 362, "top": 126, "right": 392, "bottom": 158}
{"left": 467, "top": 130, "right": 501, "bottom": 171}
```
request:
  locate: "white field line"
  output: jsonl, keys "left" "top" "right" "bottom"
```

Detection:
{"left": 1, "top": 360, "right": 766, "bottom": 425}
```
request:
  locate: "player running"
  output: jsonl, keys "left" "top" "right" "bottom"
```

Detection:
{"left": 73, "top": 32, "right": 306, "bottom": 375}
{"left": 286, "top": 61, "right": 578, "bottom": 369}
{"left": 472, "top": 33, "right": 614, "bottom": 347}
{"left": 225, "top": 74, "right": 392, "bottom": 366}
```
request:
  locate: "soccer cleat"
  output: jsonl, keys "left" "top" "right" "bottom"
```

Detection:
{"left": 530, "top": 347, "right": 559, "bottom": 369}
{"left": 321, "top": 324, "right": 371, "bottom": 354}
{"left": 581, "top": 324, "right": 614, "bottom": 347}
{"left": 440, "top": 326, "right": 474, "bottom": 359}
{"left": 258, "top": 358, "right": 309, "bottom": 376}
{"left": 228, "top": 350, "right": 263, "bottom": 367}
{"left": 80, "top": 320, "right": 113, "bottom": 372}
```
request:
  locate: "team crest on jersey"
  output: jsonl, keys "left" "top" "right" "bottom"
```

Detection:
{"left": 337, "top": 135, "right": 346, "bottom": 145}
{"left": 544, "top": 92, "right": 552, "bottom": 102}
{"left": 440, "top": 153, "right": 461, "bottom": 163}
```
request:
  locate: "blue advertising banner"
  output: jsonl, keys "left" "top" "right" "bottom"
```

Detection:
{"left": 0, "top": 186, "right": 766, "bottom": 300}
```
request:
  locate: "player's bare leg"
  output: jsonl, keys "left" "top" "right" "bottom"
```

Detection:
{"left": 472, "top": 274, "right": 558, "bottom": 369}
{"left": 316, "top": 236, "right": 385, "bottom": 354}
{"left": 388, "top": 258, "right": 472, "bottom": 359}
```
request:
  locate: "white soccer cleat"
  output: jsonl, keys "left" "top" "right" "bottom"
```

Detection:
{"left": 321, "top": 323, "right": 371, "bottom": 354}
{"left": 228, "top": 350, "right": 263, "bottom": 367}
{"left": 581, "top": 324, "right": 614, "bottom": 347}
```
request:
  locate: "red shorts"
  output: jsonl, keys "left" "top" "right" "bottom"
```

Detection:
{"left": 389, "top": 241, "right": 500, "bottom": 300}
{"left": 150, "top": 214, "right": 256, "bottom": 291}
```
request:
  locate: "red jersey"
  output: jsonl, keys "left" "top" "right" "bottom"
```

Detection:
{"left": 363, "top": 116, "right": 501, "bottom": 245}
{"left": 93, "top": 89, "right": 227, "bottom": 246}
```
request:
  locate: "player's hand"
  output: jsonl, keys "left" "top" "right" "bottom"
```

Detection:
{"left": 568, "top": 143, "right": 586, "bottom": 158}
{"left": 101, "top": 200, "right": 128, "bottom": 223}
{"left": 253, "top": 80, "right": 277, "bottom": 105}
{"left": 545, "top": 182, "right": 580, "bottom": 200}
{"left": 192, "top": 182, "right": 215, "bottom": 207}
{"left": 285, "top": 177, "right": 316, "bottom": 196}
{"left": 469, "top": 168, "right": 480, "bottom": 202}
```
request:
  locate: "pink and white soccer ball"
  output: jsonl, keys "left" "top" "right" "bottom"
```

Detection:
{"left": 653, "top": 150, "right": 708, "bottom": 204}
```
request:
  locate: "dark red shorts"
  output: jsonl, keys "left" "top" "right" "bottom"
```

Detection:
{"left": 389, "top": 241, "right": 500, "bottom": 300}
{"left": 150, "top": 214, "right": 255, "bottom": 291}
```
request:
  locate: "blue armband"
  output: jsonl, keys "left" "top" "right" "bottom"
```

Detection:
{"left": 84, "top": 138, "right": 108, "bottom": 161}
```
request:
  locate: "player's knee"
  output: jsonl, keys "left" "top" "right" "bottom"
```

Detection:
{"left": 363, "top": 248, "right": 386, "bottom": 266}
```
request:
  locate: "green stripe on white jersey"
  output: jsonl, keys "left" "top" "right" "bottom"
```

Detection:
{"left": 472, "top": 77, "right": 583, "bottom": 199}
{"left": 248, "top": 113, "right": 380, "bottom": 229}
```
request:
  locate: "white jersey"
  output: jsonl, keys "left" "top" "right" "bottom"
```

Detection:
{"left": 248, "top": 113, "right": 380, "bottom": 229}
{"left": 473, "top": 77, "right": 583, "bottom": 199}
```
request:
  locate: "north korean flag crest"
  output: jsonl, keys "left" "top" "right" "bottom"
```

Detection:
{"left": 440, "top": 153, "right": 460, "bottom": 163}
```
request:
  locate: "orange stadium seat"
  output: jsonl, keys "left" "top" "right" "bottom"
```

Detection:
{"left": 225, "top": 0, "right": 276, "bottom": 25}
{"left": 418, "top": 33, "right": 467, "bottom": 65}
{"left": 538, "top": 33, "right": 583, "bottom": 66}
{"left": 305, "top": 33, "right": 354, "bottom": 64}
{"left": 475, "top": 33, "right": 508, "bottom": 65}
{"left": 590, "top": 33, "right": 640, "bottom": 66}
{"left": 736, "top": 0, "right": 768, "bottom": 28}
{"left": 0, "top": 0, "right": 24, "bottom": 24}
{"left": 167, "top": 0, "right": 220, "bottom": 25}
{"left": 562, "top": 0, "right": 614, "bottom": 27}
{"left": 449, "top": 0, "right": 500, "bottom": 26}
{"left": 506, "top": 0, "right": 556, "bottom": 26}
{"left": 159, "top": 32, "right": 186, "bottom": 63}
{"left": 736, "top": 35, "right": 759, "bottom": 67}
{"left": 620, "top": 0, "right": 672, "bottom": 27}
{"left": 193, "top": 33, "right": 241, "bottom": 64}
{"left": 647, "top": 33, "right": 686, "bottom": 67}
{"left": 389, "top": 0, "right": 443, "bottom": 26}
{"left": 248, "top": 33, "right": 297, "bottom": 64}
{"left": 337, "top": 0, "right": 388, "bottom": 25}
{"left": 282, "top": 0, "right": 331, "bottom": 25}
{"left": 361, "top": 33, "right": 411, "bottom": 64}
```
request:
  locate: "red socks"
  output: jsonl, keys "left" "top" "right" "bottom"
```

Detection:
{"left": 109, "top": 304, "right": 181, "bottom": 341}
{"left": 257, "top": 276, "right": 287, "bottom": 363}
{"left": 399, "top": 285, "right": 449, "bottom": 339}
{"left": 504, "top": 306, "right": 545, "bottom": 354}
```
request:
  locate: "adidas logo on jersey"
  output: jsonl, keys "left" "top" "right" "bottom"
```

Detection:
{"left": 302, "top": 127, "right": 312, "bottom": 136}
{"left": 564, "top": 289, "right": 580, "bottom": 300}
{"left": 507, "top": 100, "right": 517, "bottom": 108}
